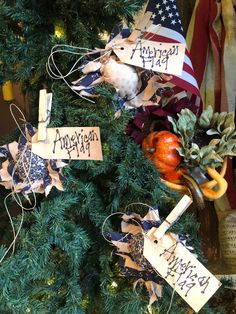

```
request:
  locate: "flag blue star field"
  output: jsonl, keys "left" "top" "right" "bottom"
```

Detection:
{"left": 144, "top": 0, "right": 202, "bottom": 110}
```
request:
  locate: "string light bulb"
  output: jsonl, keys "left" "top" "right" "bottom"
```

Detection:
{"left": 54, "top": 22, "right": 65, "bottom": 38}
{"left": 111, "top": 281, "right": 118, "bottom": 288}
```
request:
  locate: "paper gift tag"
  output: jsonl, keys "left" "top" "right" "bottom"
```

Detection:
{"left": 32, "top": 127, "right": 103, "bottom": 160}
{"left": 143, "top": 233, "right": 221, "bottom": 313}
{"left": 113, "top": 39, "right": 185, "bottom": 76}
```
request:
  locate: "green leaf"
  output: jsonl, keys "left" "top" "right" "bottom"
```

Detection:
{"left": 221, "top": 150, "right": 236, "bottom": 157}
{"left": 222, "top": 126, "right": 234, "bottom": 138}
{"left": 211, "top": 112, "right": 219, "bottom": 128}
{"left": 224, "top": 112, "right": 235, "bottom": 129}
{"left": 199, "top": 146, "right": 214, "bottom": 158}
{"left": 177, "top": 109, "right": 196, "bottom": 141}
{"left": 198, "top": 106, "right": 213, "bottom": 128}
{"left": 167, "top": 116, "right": 178, "bottom": 134}
{"left": 208, "top": 138, "right": 220, "bottom": 146}
{"left": 176, "top": 147, "right": 185, "bottom": 156}
{"left": 227, "top": 139, "right": 236, "bottom": 147}
{"left": 202, "top": 152, "right": 223, "bottom": 163}
{"left": 191, "top": 143, "right": 200, "bottom": 150}
{"left": 189, "top": 152, "right": 199, "bottom": 159}
{"left": 216, "top": 112, "right": 227, "bottom": 133}
{"left": 188, "top": 143, "right": 200, "bottom": 160}
{"left": 206, "top": 129, "right": 220, "bottom": 136}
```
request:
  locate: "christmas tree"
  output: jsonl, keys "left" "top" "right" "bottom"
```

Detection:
{"left": 0, "top": 1, "right": 224, "bottom": 313}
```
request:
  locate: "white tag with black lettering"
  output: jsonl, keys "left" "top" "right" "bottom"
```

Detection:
{"left": 143, "top": 233, "right": 221, "bottom": 313}
{"left": 32, "top": 127, "right": 103, "bottom": 160}
{"left": 113, "top": 39, "right": 185, "bottom": 75}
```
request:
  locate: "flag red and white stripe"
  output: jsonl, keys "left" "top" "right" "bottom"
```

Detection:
{"left": 144, "top": 0, "right": 202, "bottom": 110}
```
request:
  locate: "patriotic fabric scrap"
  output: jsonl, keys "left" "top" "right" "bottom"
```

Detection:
{"left": 0, "top": 123, "right": 66, "bottom": 196}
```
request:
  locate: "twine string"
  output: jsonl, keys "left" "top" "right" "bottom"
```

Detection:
{"left": 46, "top": 44, "right": 112, "bottom": 103}
{"left": 1, "top": 104, "right": 37, "bottom": 263}
{"left": 9, "top": 103, "right": 27, "bottom": 139}
{"left": 0, "top": 193, "right": 24, "bottom": 263}
{"left": 166, "top": 288, "right": 175, "bottom": 314}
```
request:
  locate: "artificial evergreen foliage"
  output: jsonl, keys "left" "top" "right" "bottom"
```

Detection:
{"left": 0, "top": 1, "right": 222, "bottom": 313}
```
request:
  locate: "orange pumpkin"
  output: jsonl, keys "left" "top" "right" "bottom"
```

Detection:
{"left": 142, "top": 130, "right": 184, "bottom": 183}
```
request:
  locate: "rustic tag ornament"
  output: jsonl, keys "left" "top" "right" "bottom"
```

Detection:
{"left": 32, "top": 127, "right": 103, "bottom": 160}
{"left": 143, "top": 195, "right": 221, "bottom": 313}
{"left": 113, "top": 40, "right": 185, "bottom": 76}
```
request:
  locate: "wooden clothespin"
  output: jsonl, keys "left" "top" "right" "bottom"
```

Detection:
{"left": 37, "top": 89, "right": 52, "bottom": 141}
{"left": 147, "top": 195, "right": 192, "bottom": 241}
{"left": 128, "top": 11, "right": 153, "bottom": 42}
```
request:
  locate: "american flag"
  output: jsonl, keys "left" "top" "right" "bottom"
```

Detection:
{"left": 143, "top": 0, "right": 202, "bottom": 111}
{"left": 187, "top": 0, "right": 236, "bottom": 208}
